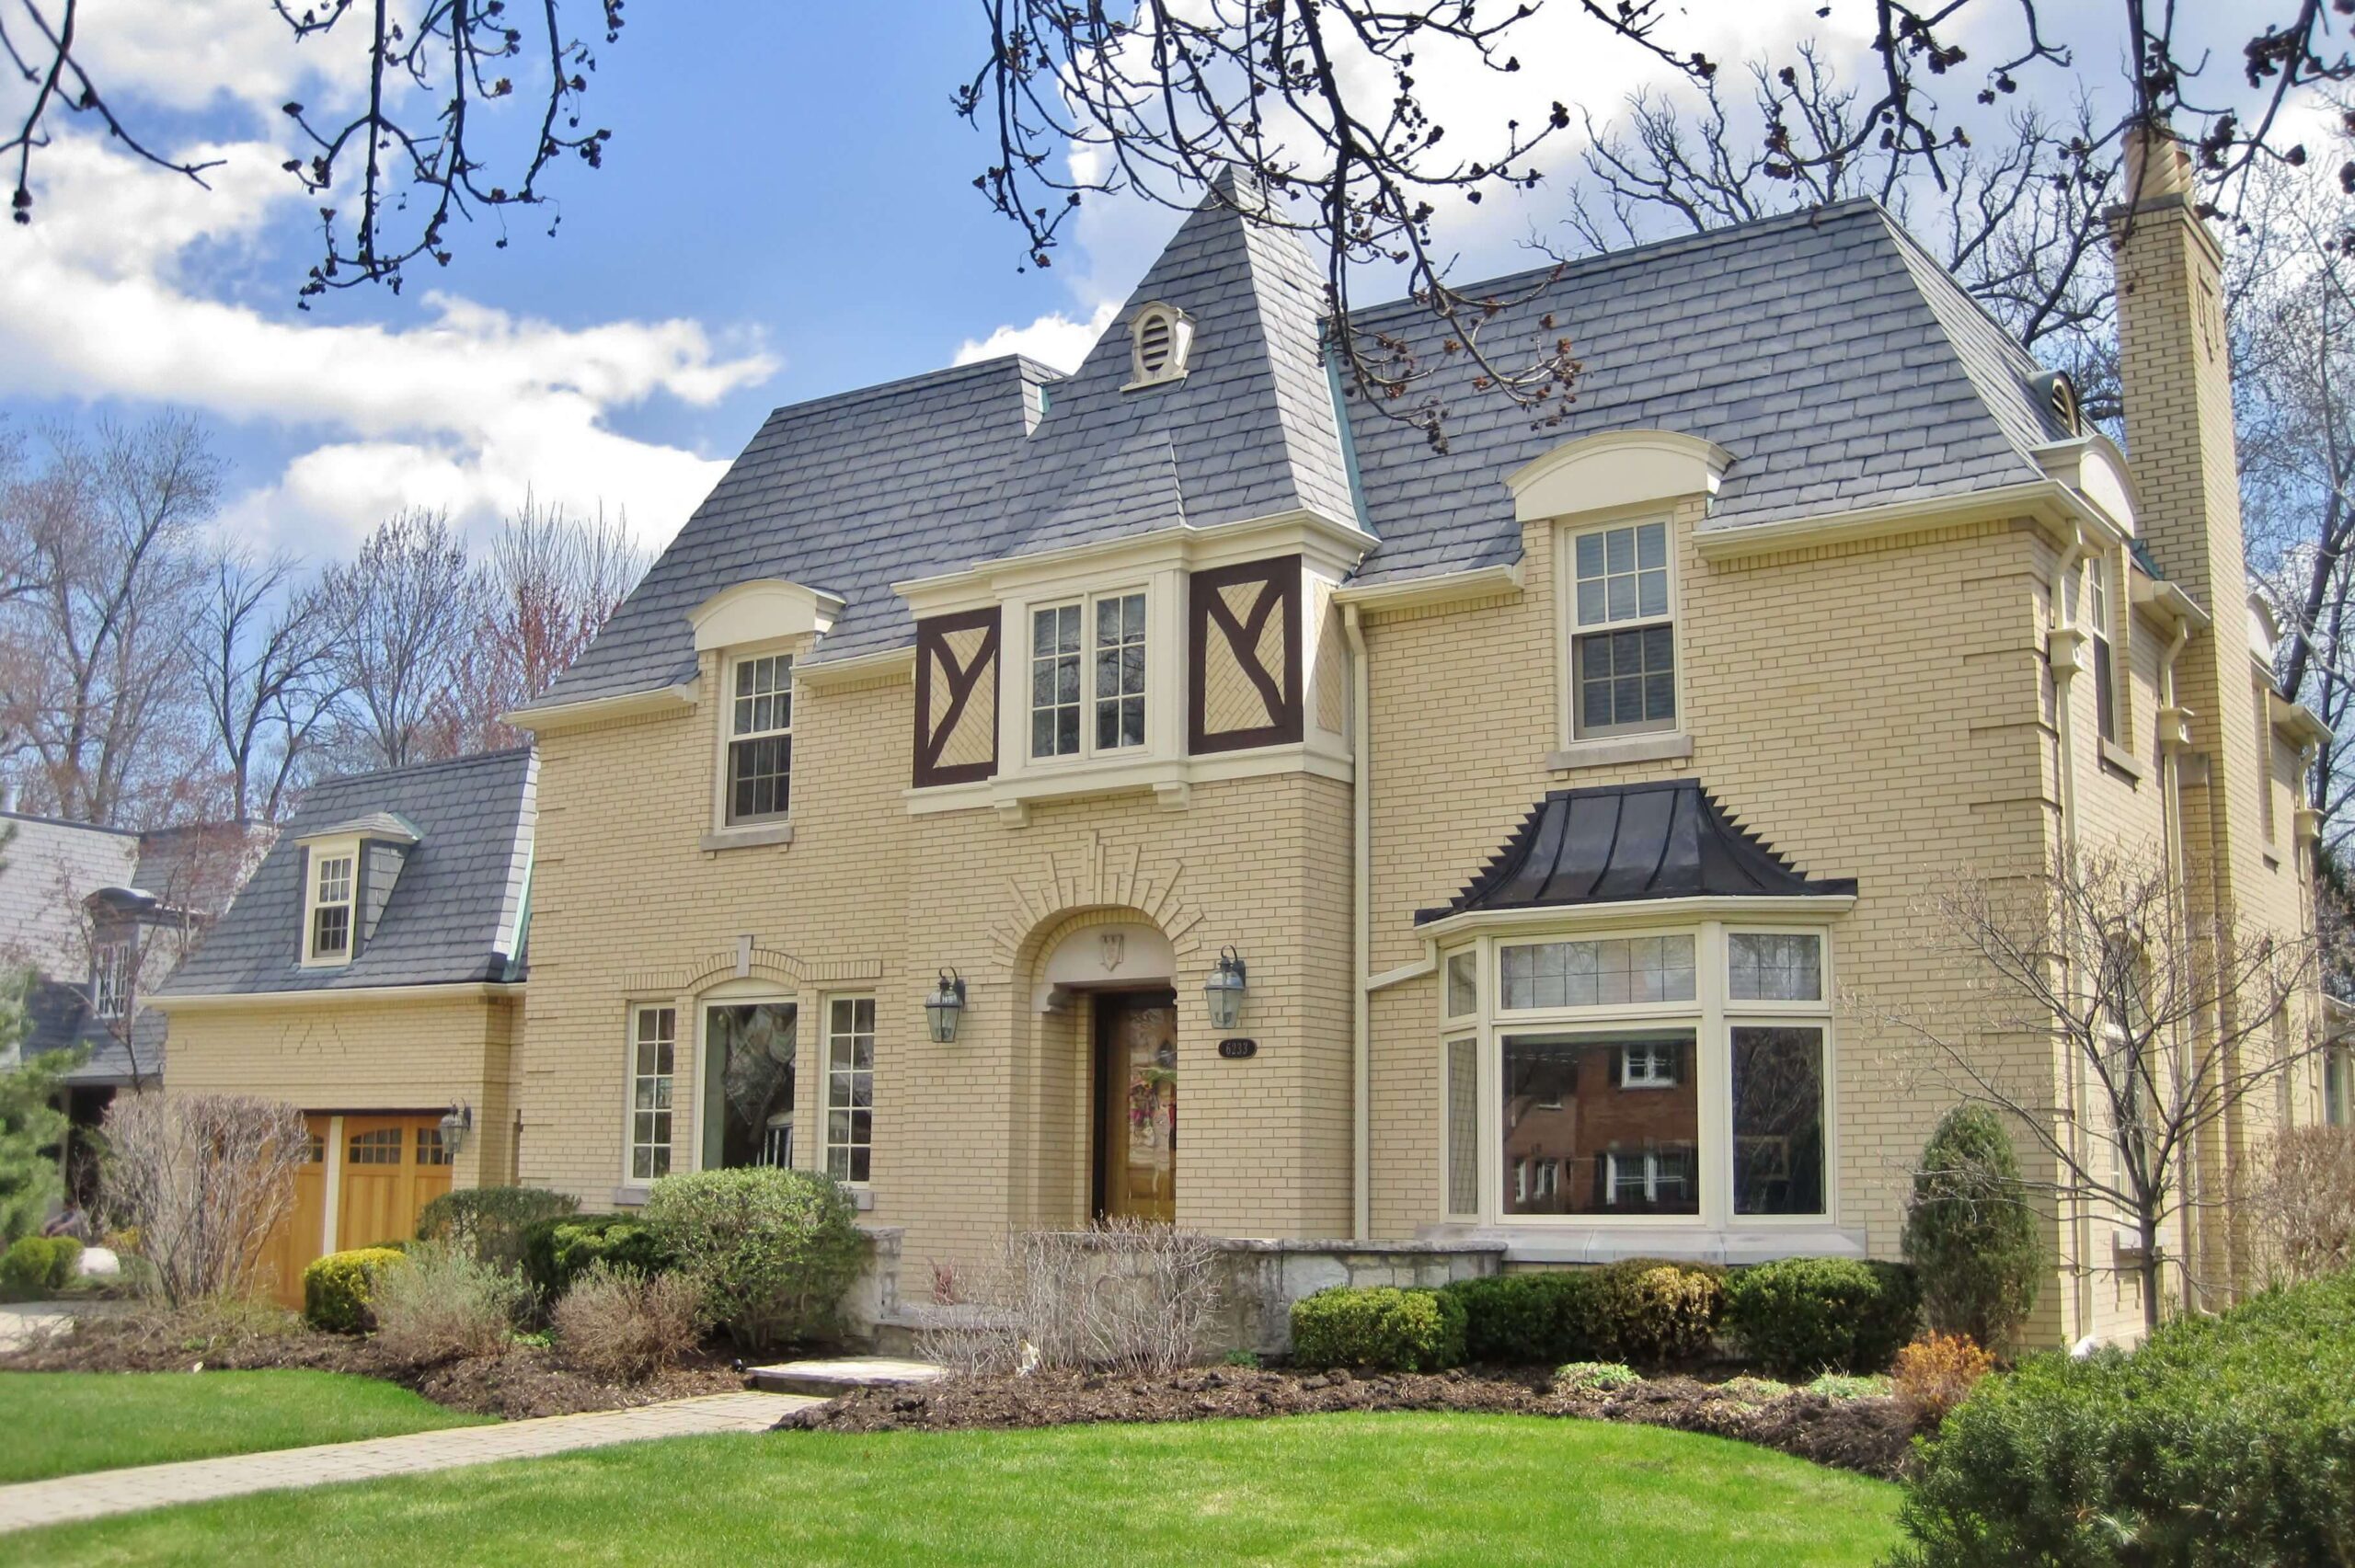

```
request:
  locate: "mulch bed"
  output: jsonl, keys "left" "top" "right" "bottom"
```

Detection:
{"left": 777, "top": 1366, "right": 1922, "bottom": 1480}
{"left": 0, "top": 1309, "right": 747, "bottom": 1421}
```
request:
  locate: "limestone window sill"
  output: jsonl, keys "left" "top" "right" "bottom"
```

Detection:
{"left": 701, "top": 820, "right": 794, "bottom": 853}
{"left": 1479, "top": 1223, "right": 1867, "bottom": 1266}
{"left": 2097, "top": 739, "right": 2147, "bottom": 782}
{"left": 1545, "top": 730, "right": 1694, "bottom": 773}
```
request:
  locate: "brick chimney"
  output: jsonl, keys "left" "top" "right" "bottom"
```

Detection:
{"left": 2107, "top": 120, "right": 2263, "bottom": 1306}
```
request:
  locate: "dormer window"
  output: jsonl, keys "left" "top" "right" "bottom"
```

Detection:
{"left": 1124, "top": 303, "right": 1195, "bottom": 389}
{"left": 2036, "top": 370, "right": 2082, "bottom": 437}
{"left": 304, "top": 849, "right": 356, "bottom": 965}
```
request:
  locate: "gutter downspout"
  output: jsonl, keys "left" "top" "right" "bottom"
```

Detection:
{"left": 1345, "top": 603, "right": 1372, "bottom": 1242}
{"left": 2156, "top": 617, "right": 2195, "bottom": 1316}
{"left": 2046, "top": 530, "right": 2096, "bottom": 1340}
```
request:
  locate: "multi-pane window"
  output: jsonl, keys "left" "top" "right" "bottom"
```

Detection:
{"left": 416, "top": 1126, "right": 454, "bottom": 1167}
{"left": 1570, "top": 521, "right": 1675, "bottom": 737}
{"left": 1458, "top": 928, "right": 1833, "bottom": 1225}
{"left": 349, "top": 1127, "right": 402, "bottom": 1164}
{"left": 1728, "top": 933, "right": 1823, "bottom": 1002}
{"left": 630, "top": 1006, "right": 675, "bottom": 1181}
{"left": 92, "top": 941, "right": 133, "bottom": 1019}
{"left": 825, "top": 996, "right": 876, "bottom": 1183}
{"left": 1499, "top": 935, "right": 1695, "bottom": 1010}
{"left": 308, "top": 853, "right": 354, "bottom": 961}
{"left": 2085, "top": 555, "right": 2117, "bottom": 743}
{"left": 727, "top": 655, "right": 793, "bottom": 823}
{"left": 1094, "top": 593, "right": 1147, "bottom": 750}
{"left": 1032, "top": 593, "right": 1147, "bottom": 760}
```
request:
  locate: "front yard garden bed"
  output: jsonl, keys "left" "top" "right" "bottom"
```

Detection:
{"left": 1, "top": 1305, "right": 745, "bottom": 1421}
{"left": 779, "top": 1363, "right": 1918, "bottom": 1478}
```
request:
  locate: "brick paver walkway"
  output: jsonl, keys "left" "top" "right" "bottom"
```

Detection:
{"left": 0, "top": 1390, "right": 814, "bottom": 1534}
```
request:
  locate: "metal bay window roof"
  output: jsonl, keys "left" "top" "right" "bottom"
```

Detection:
{"left": 1419, "top": 780, "right": 1855, "bottom": 923}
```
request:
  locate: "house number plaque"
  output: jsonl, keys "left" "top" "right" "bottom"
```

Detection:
{"left": 1217, "top": 1038, "right": 1258, "bottom": 1059}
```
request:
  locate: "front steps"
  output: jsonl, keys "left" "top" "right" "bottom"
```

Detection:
{"left": 746, "top": 1356, "right": 947, "bottom": 1398}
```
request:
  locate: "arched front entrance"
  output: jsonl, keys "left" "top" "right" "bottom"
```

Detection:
{"left": 1028, "top": 915, "right": 1181, "bottom": 1225}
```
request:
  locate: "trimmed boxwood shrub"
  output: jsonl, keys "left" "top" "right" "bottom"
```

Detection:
{"left": 1290, "top": 1285, "right": 1467, "bottom": 1371}
{"left": 416, "top": 1186, "right": 578, "bottom": 1270}
{"left": 1724, "top": 1257, "right": 1921, "bottom": 1377}
{"left": 0, "top": 1235, "right": 82, "bottom": 1293}
{"left": 1444, "top": 1261, "right": 1727, "bottom": 1368}
{"left": 1893, "top": 1268, "right": 2355, "bottom": 1566}
{"left": 523, "top": 1212, "right": 675, "bottom": 1302}
{"left": 643, "top": 1168, "right": 865, "bottom": 1352}
{"left": 303, "top": 1246, "right": 409, "bottom": 1333}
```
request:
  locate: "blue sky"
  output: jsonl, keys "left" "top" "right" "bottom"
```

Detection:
{"left": 0, "top": 0, "right": 2289, "bottom": 565}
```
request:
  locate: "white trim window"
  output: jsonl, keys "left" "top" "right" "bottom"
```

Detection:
{"left": 1466, "top": 924, "right": 1833, "bottom": 1227}
{"left": 726, "top": 654, "right": 794, "bottom": 824}
{"left": 629, "top": 1005, "right": 677, "bottom": 1182}
{"left": 92, "top": 939, "right": 134, "bottom": 1020}
{"left": 1568, "top": 519, "right": 1676, "bottom": 738}
{"left": 1030, "top": 591, "right": 1147, "bottom": 760}
{"left": 304, "top": 849, "right": 356, "bottom": 965}
{"left": 2083, "top": 555, "right": 2118, "bottom": 744}
{"left": 824, "top": 996, "right": 876, "bottom": 1184}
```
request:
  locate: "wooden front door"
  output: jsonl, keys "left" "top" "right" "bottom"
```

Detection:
{"left": 338, "top": 1115, "right": 454, "bottom": 1252}
{"left": 1095, "top": 991, "right": 1178, "bottom": 1224}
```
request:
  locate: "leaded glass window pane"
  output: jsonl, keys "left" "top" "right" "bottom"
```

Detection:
{"left": 1499, "top": 936, "right": 1695, "bottom": 1009}
{"left": 1728, "top": 933, "right": 1823, "bottom": 1001}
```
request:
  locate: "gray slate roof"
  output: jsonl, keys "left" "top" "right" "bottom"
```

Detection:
{"left": 161, "top": 749, "right": 535, "bottom": 997}
{"left": 531, "top": 193, "right": 2070, "bottom": 707}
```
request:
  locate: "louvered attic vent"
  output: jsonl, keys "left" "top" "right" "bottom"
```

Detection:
{"left": 2036, "top": 370, "right": 2082, "bottom": 437}
{"left": 1125, "top": 303, "right": 1194, "bottom": 390}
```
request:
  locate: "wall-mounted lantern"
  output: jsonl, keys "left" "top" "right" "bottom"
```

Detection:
{"left": 439, "top": 1103, "right": 473, "bottom": 1157}
{"left": 925, "top": 968, "right": 967, "bottom": 1044}
{"left": 1203, "top": 946, "right": 1248, "bottom": 1031}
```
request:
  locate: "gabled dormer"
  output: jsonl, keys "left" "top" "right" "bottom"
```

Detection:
{"left": 296, "top": 812, "right": 419, "bottom": 967}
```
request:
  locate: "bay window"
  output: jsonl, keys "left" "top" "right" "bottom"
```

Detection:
{"left": 1444, "top": 923, "right": 1834, "bottom": 1230}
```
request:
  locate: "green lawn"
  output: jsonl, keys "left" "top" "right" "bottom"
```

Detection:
{"left": 0, "top": 1371, "right": 490, "bottom": 1483}
{"left": 8, "top": 1413, "right": 1902, "bottom": 1566}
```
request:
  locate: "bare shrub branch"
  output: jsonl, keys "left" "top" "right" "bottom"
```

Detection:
{"left": 98, "top": 1094, "right": 308, "bottom": 1307}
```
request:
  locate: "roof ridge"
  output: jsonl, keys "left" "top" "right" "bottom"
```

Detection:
{"left": 1360, "top": 198, "right": 1887, "bottom": 321}
{"left": 304, "top": 746, "right": 534, "bottom": 795}
{"left": 0, "top": 810, "right": 142, "bottom": 836}
{"left": 1867, "top": 204, "right": 2049, "bottom": 381}
{"left": 755, "top": 356, "right": 1061, "bottom": 429}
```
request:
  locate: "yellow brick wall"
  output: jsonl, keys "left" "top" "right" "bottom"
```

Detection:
{"left": 1361, "top": 506, "right": 2060, "bottom": 1268}
{"left": 162, "top": 990, "right": 522, "bottom": 1191}
{"left": 519, "top": 635, "right": 1357, "bottom": 1274}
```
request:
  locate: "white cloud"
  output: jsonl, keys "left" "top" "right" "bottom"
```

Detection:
{"left": 952, "top": 301, "right": 1119, "bottom": 374}
{"left": 2, "top": 132, "right": 777, "bottom": 555}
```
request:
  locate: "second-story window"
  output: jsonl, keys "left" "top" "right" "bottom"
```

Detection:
{"left": 1569, "top": 520, "right": 1676, "bottom": 738}
{"left": 307, "top": 853, "right": 354, "bottom": 962}
{"left": 728, "top": 654, "right": 793, "bottom": 823}
{"left": 92, "top": 940, "right": 133, "bottom": 1019}
{"left": 2085, "top": 555, "right": 2117, "bottom": 743}
{"left": 1032, "top": 591, "right": 1147, "bottom": 760}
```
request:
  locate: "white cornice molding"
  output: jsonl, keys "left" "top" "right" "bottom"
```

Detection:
{"left": 1333, "top": 561, "right": 1523, "bottom": 614}
{"left": 502, "top": 681, "right": 696, "bottom": 733}
{"left": 1689, "top": 479, "right": 2164, "bottom": 571}
{"left": 891, "top": 508, "right": 1373, "bottom": 616}
{"left": 798, "top": 645, "right": 917, "bottom": 686}
{"left": 154, "top": 980, "right": 525, "bottom": 1013}
{"left": 1414, "top": 894, "right": 1855, "bottom": 944}
{"left": 1507, "top": 430, "right": 1734, "bottom": 524}
{"left": 2031, "top": 435, "right": 2141, "bottom": 536}
{"left": 2270, "top": 690, "right": 2334, "bottom": 749}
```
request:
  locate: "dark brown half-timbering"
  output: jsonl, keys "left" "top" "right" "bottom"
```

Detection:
{"left": 1188, "top": 555, "right": 1303, "bottom": 754}
{"left": 913, "top": 608, "right": 1001, "bottom": 787}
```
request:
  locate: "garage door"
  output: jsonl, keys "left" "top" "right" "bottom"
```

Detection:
{"left": 260, "top": 1113, "right": 455, "bottom": 1309}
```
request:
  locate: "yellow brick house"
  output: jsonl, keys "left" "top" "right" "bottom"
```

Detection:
{"left": 180, "top": 130, "right": 2330, "bottom": 1345}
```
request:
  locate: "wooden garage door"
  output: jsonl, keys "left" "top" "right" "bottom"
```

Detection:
{"left": 262, "top": 1117, "right": 330, "bottom": 1309}
{"left": 338, "top": 1116, "right": 454, "bottom": 1252}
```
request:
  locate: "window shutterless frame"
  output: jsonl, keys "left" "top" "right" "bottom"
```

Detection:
{"left": 1561, "top": 516, "right": 1680, "bottom": 740}
{"left": 722, "top": 652, "right": 794, "bottom": 825}
{"left": 2083, "top": 555, "right": 2119, "bottom": 746}
{"left": 1027, "top": 589, "right": 1149, "bottom": 763}
{"left": 1439, "top": 922, "right": 1837, "bottom": 1231}
{"left": 300, "top": 839, "right": 361, "bottom": 967}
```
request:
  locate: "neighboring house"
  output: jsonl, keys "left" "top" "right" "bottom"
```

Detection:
{"left": 153, "top": 750, "right": 535, "bottom": 1303}
{"left": 177, "top": 130, "right": 2330, "bottom": 1347}
{"left": 0, "top": 807, "right": 258, "bottom": 1200}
